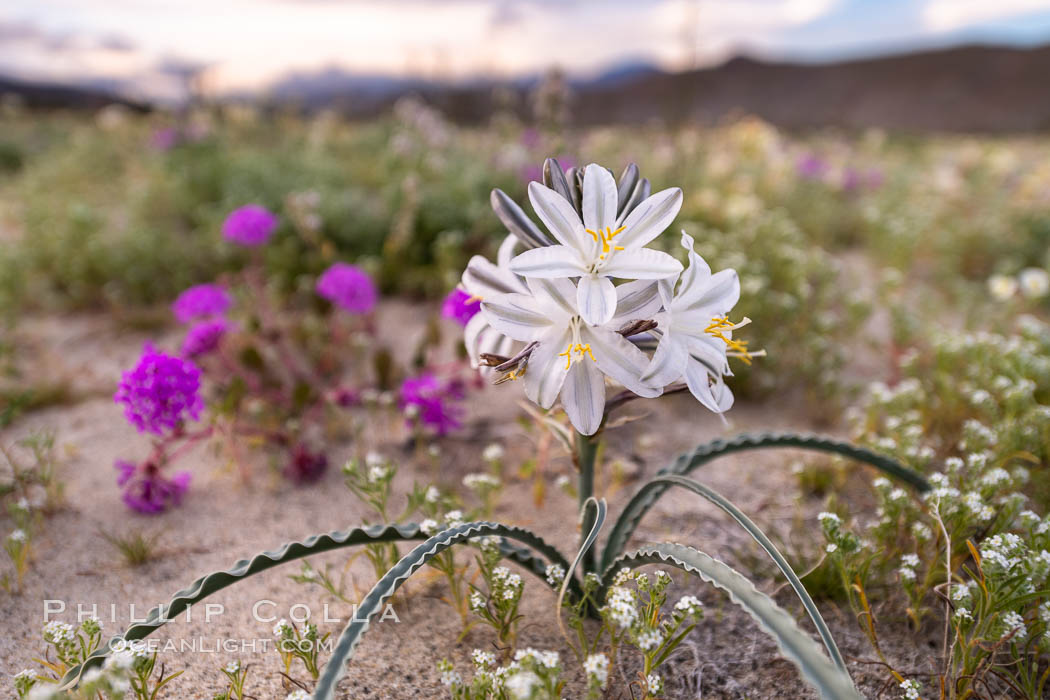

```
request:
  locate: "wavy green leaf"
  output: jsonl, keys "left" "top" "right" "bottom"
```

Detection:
{"left": 602, "top": 544, "right": 863, "bottom": 700}
{"left": 60, "top": 522, "right": 571, "bottom": 690}
{"left": 641, "top": 474, "right": 846, "bottom": 672}
{"left": 602, "top": 431, "right": 930, "bottom": 571}
{"left": 313, "top": 521, "right": 570, "bottom": 700}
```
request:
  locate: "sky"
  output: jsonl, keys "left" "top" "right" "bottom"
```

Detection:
{"left": 2, "top": 0, "right": 1050, "bottom": 101}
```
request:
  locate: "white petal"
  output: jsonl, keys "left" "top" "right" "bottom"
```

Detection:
{"left": 524, "top": 328, "right": 571, "bottom": 409}
{"left": 681, "top": 331, "right": 730, "bottom": 375}
{"left": 617, "top": 187, "right": 682, "bottom": 248}
{"left": 527, "top": 277, "right": 578, "bottom": 322}
{"left": 481, "top": 293, "right": 554, "bottom": 342}
{"left": 528, "top": 181, "right": 588, "bottom": 252}
{"left": 676, "top": 268, "right": 740, "bottom": 316}
{"left": 684, "top": 360, "right": 734, "bottom": 413}
{"left": 641, "top": 332, "right": 687, "bottom": 387}
{"left": 675, "top": 231, "right": 712, "bottom": 298}
{"left": 508, "top": 246, "right": 587, "bottom": 279}
{"left": 463, "top": 312, "right": 490, "bottom": 366}
{"left": 611, "top": 279, "right": 663, "bottom": 324}
{"left": 577, "top": 275, "right": 617, "bottom": 326}
{"left": 463, "top": 255, "right": 527, "bottom": 297}
{"left": 582, "top": 163, "right": 618, "bottom": 233}
{"left": 561, "top": 356, "right": 606, "bottom": 436}
{"left": 583, "top": 326, "right": 662, "bottom": 398}
{"left": 601, "top": 248, "right": 683, "bottom": 280}
{"left": 497, "top": 233, "right": 520, "bottom": 268}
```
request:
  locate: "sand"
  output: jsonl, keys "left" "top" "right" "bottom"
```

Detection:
{"left": 0, "top": 304, "right": 937, "bottom": 699}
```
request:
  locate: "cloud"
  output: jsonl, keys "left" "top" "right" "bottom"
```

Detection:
{"left": 922, "top": 0, "right": 1050, "bottom": 32}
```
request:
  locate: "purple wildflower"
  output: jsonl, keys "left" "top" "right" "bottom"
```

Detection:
{"left": 150, "top": 127, "right": 179, "bottom": 151}
{"left": 399, "top": 373, "right": 465, "bottom": 436}
{"left": 172, "top": 283, "right": 231, "bottom": 323}
{"left": 222, "top": 204, "right": 279, "bottom": 247}
{"left": 284, "top": 445, "right": 328, "bottom": 484}
{"left": 182, "top": 319, "right": 230, "bottom": 358}
{"left": 115, "top": 345, "right": 204, "bottom": 435}
{"left": 441, "top": 288, "right": 481, "bottom": 327}
{"left": 796, "top": 154, "right": 827, "bottom": 181}
{"left": 315, "top": 262, "right": 378, "bottom": 314}
{"left": 115, "top": 460, "right": 191, "bottom": 514}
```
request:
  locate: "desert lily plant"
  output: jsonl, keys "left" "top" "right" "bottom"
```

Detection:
{"left": 58, "top": 160, "right": 931, "bottom": 699}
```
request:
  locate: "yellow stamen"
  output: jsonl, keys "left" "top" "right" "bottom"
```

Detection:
{"left": 558, "top": 340, "right": 597, "bottom": 369}
{"left": 705, "top": 316, "right": 762, "bottom": 365}
{"left": 465, "top": 294, "right": 483, "bottom": 304}
{"left": 585, "top": 226, "right": 629, "bottom": 256}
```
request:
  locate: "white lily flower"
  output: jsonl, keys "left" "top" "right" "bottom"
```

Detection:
{"left": 642, "top": 232, "right": 743, "bottom": 414}
{"left": 508, "top": 163, "right": 684, "bottom": 326}
{"left": 460, "top": 234, "right": 529, "bottom": 368}
{"left": 481, "top": 276, "right": 663, "bottom": 435}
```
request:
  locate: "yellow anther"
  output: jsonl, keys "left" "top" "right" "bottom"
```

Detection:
{"left": 705, "top": 316, "right": 761, "bottom": 365}
{"left": 465, "top": 294, "right": 483, "bottom": 304}
{"left": 575, "top": 343, "right": 596, "bottom": 363}
{"left": 558, "top": 341, "right": 597, "bottom": 369}
{"left": 585, "top": 226, "right": 629, "bottom": 256}
{"left": 559, "top": 342, "right": 574, "bottom": 370}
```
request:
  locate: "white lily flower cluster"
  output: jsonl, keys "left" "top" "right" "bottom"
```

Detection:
{"left": 459, "top": 159, "right": 754, "bottom": 435}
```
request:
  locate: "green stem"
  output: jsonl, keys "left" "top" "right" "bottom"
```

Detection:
{"left": 576, "top": 431, "right": 599, "bottom": 575}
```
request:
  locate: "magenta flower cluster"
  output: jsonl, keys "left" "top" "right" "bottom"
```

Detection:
{"left": 172, "top": 283, "right": 231, "bottom": 323}
{"left": 114, "top": 345, "right": 204, "bottom": 435}
{"left": 116, "top": 460, "right": 191, "bottom": 514}
{"left": 315, "top": 262, "right": 378, "bottom": 314}
{"left": 441, "top": 288, "right": 481, "bottom": 327}
{"left": 222, "top": 204, "right": 279, "bottom": 247}
{"left": 399, "top": 372, "right": 465, "bottom": 436}
{"left": 182, "top": 319, "right": 231, "bottom": 358}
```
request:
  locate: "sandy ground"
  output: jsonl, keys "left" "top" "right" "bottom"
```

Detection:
{"left": 0, "top": 303, "right": 937, "bottom": 699}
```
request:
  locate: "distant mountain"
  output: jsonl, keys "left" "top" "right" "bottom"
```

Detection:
{"left": 572, "top": 44, "right": 1050, "bottom": 131}
{"left": 0, "top": 75, "right": 148, "bottom": 112}
{"left": 3, "top": 43, "right": 1050, "bottom": 131}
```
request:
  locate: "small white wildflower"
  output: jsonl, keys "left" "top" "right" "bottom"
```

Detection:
{"left": 584, "top": 653, "right": 609, "bottom": 687}
{"left": 545, "top": 563, "right": 566, "bottom": 587}
{"left": 8, "top": 529, "right": 28, "bottom": 543}
{"left": 463, "top": 473, "right": 500, "bottom": 490}
{"left": 1001, "top": 611, "right": 1026, "bottom": 641}
{"left": 911, "top": 522, "right": 932, "bottom": 541}
{"left": 553, "top": 474, "right": 570, "bottom": 490}
{"left": 902, "top": 554, "right": 920, "bottom": 568}
{"left": 647, "top": 673, "right": 663, "bottom": 695}
{"left": 817, "top": 512, "right": 840, "bottom": 525}
{"left": 472, "top": 649, "right": 496, "bottom": 668}
{"left": 420, "top": 518, "right": 439, "bottom": 535}
{"left": 1019, "top": 267, "right": 1049, "bottom": 298}
{"left": 367, "top": 465, "right": 389, "bottom": 483}
{"left": 469, "top": 591, "right": 486, "bottom": 612}
{"left": 504, "top": 670, "right": 540, "bottom": 699}
{"left": 899, "top": 678, "right": 921, "bottom": 700}
{"left": 482, "top": 443, "right": 505, "bottom": 462}
{"left": 674, "top": 595, "right": 703, "bottom": 618}
{"left": 286, "top": 691, "right": 311, "bottom": 700}
{"left": 825, "top": 543, "right": 838, "bottom": 554}
{"left": 444, "top": 510, "right": 465, "bottom": 527}
{"left": 272, "top": 618, "right": 292, "bottom": 638}
{"left": 953, "top": 607, "right": 972, "bottom": 622}
{"left": 944, "top": 457, "right": 964, "bottom": 472}
{"left": 425, "top": 486, "right": 441, "bottom": 503}
{"left": 635, "top": 628, "right": 664, "bottom": 651}
{"left": 899, "top": 567, "right": 916, "bottom": 582}
{"left": 364, "top": 451, "right": 385, "bottom": 468}
{"left": 604, "top": 586, "right": 639, "bottom": 630}
{"left": 988, "top": 273, "right": 1018, "bottom": 301}
{"left": 225, "top": 660, "right": 241, "bottom": 674}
